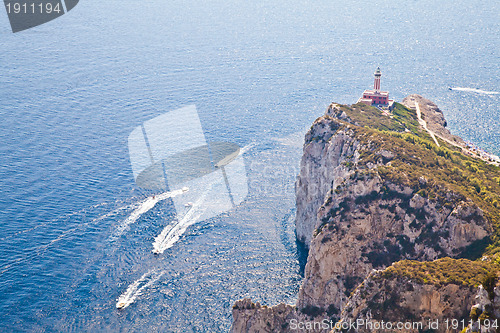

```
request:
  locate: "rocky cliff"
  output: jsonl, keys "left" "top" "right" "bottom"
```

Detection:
{"left": 465, "top": 277, "right": 500, "bottom": 333}
{"left": 231, "top": 96, "right": 500, "bottom": 333}
{"left": 337, "top": 258, "right": 493, "bottom": 333}
{"left": 402, "top": 94, "right": 465, "bottom": 147}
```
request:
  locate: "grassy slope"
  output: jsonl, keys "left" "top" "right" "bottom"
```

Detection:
{"left": 330, "top": 102, "right": 500, "bottom": 278}
{"left": 378, "top": 258, "right": 493, "bottom": 287}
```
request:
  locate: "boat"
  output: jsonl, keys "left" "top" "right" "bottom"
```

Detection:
{"left": 116, "top": 301, "right": 126, "bottom": 309}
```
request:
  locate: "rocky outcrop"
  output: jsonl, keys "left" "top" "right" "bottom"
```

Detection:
{"left": 297, "top": 175, "right": 489, "bottom": 312}
{"left": 336, "top": 269, "right": 477, "bottom": 333}
{"left": 231, "top": 299, "right": 331, "bottom": 333}
{"left": 295, "top": 112, "right": 359, "bottom": 246}
{"left": 465, "top": 278, "right": 500, "bottom": 333}
{"left": 295, "top": 102, "right": 490, "bottom": 312}
{"left": 231, "top": 299, "right": 297, "bottom": 333}
{"left": 402, "top": 94, "right": 465, "bottom": 146}
{"left": 232, "top": 97, "right": 498, "bottom": 333}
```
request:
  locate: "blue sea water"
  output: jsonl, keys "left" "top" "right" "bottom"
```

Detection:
{"left": 0, "top": 0, "right": 498, "bottom": 331}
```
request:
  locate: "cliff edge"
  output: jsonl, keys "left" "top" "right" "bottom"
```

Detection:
{"left": 232, "top": 96, "right": 500, "bottom": 333}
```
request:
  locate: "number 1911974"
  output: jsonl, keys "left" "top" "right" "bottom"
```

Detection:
{"left": 6, "top": 2, "right": 62, "bottom": 14}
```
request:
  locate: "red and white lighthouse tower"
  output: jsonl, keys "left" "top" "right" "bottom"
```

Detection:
{"left": 357, "top": 67, "right": 394, "bottom": 110}
{"left": 373, "top": 67, "right": 381, "bottom": 91}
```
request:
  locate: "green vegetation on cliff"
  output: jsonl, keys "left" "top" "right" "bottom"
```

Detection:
{"left": 378, "top": 258, "right": 497, "bottom": 287}
{"left": 325, "top": 102, "right": 500, "bottom": 258}
{"left": 335, "top": 102, "right": 423, "bottom": 135}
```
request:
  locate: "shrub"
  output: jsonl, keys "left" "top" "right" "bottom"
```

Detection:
{"left": 482, "top": 272, "right": 497, "bottom": 300}
{"left": 470, "top": 306, "right": 482, "bottom": 321}
{"left": 301, "top": 305, "right": 324, "bottom": 317}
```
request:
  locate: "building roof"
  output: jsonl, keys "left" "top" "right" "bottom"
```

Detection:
{"left": 362, "top": 89, "right": 389, "bottom": 97}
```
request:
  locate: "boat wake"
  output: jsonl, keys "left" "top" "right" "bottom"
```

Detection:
{"left": 450, "top": 87, "right": 499, "bottom": 95}
{"left": 109, "top": 188, "right": 188, "bottom": 242}
{"left": 152, "top": 191, "right": 208, "bottom": 254}
{"left": 116, "top": 270, "right": 164, "bottom": 309}
{"left": 151, "top": 143, "right": 252, "bottom": 254}
{"left": 239, "top": 142, "right": 256, "bottom": 154}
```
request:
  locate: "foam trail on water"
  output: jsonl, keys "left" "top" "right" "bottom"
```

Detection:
{"left": 116, "top": 270, "right": 164, "bottom": 309}
{"left": 151, "top": 143, "right": 250, "bottom": 253}
{"left": 450, "top": 87, "right": 499, "bottom": 95}
{"left": 152, "top": 191, "right": 208, "bottom": 254}
{"left": 239, "top": 142, "right": 256, "bottom": 155}
{"left": 109, "top": 188, "right": 187, "bottom": 242}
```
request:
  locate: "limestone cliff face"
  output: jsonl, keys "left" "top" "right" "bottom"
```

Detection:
{"left": 295, "top": 103, "right": 490, "bottom": 312}
{"left": 336, "top": 269, "right": 476, "bottom": 333}
{"left": 231, "top": 97, "right": 498, "bottom": 333}
{"left": 231, "top": 298, "right": 334, "bottom": 333}
{"left": 295, "top": 111, "right": 359, "bottom": 246}
{"left": 297, "top": 176, "right": 489, "bottom": 311}
{"left": 231, "top": 299, "right": 298, "bottom": 333}
{"left": 465, "top": 281, "right": 500, "bottom": 333}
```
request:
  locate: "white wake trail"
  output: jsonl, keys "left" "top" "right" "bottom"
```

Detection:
{"left": 450, "top": 87, "right": 499, "bottom": 95}
{"left": 151, "top": 144, "right": 250, "bottom": 254}
{"left": 109, "top": 188, "right": 187, "bottom": 242}
{"left": 152, "top": 191, "right": 208, "bottom": 254}
{"left": 239, "top": 142, "right": 256, "bottom": 154}
{"left": 116, "top": 270, "right": 164, "bottom": 309}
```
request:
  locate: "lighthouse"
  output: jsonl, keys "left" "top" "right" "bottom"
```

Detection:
{"left": 374, "top": 67, "right": 381, "bottom": 91}
{"left": 357, "top": 67, "right": 394, "bottom": 110}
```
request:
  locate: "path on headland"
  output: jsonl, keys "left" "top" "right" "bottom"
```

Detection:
{"left": 415, "top": 102, "right": 440, "bottom": 147}
{"left": 414, "top": 102, "right": 499, "bottom": 166}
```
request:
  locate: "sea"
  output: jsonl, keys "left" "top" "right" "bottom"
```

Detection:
{"left": 0, "top": 0, "right": 498, "bottom": 331}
